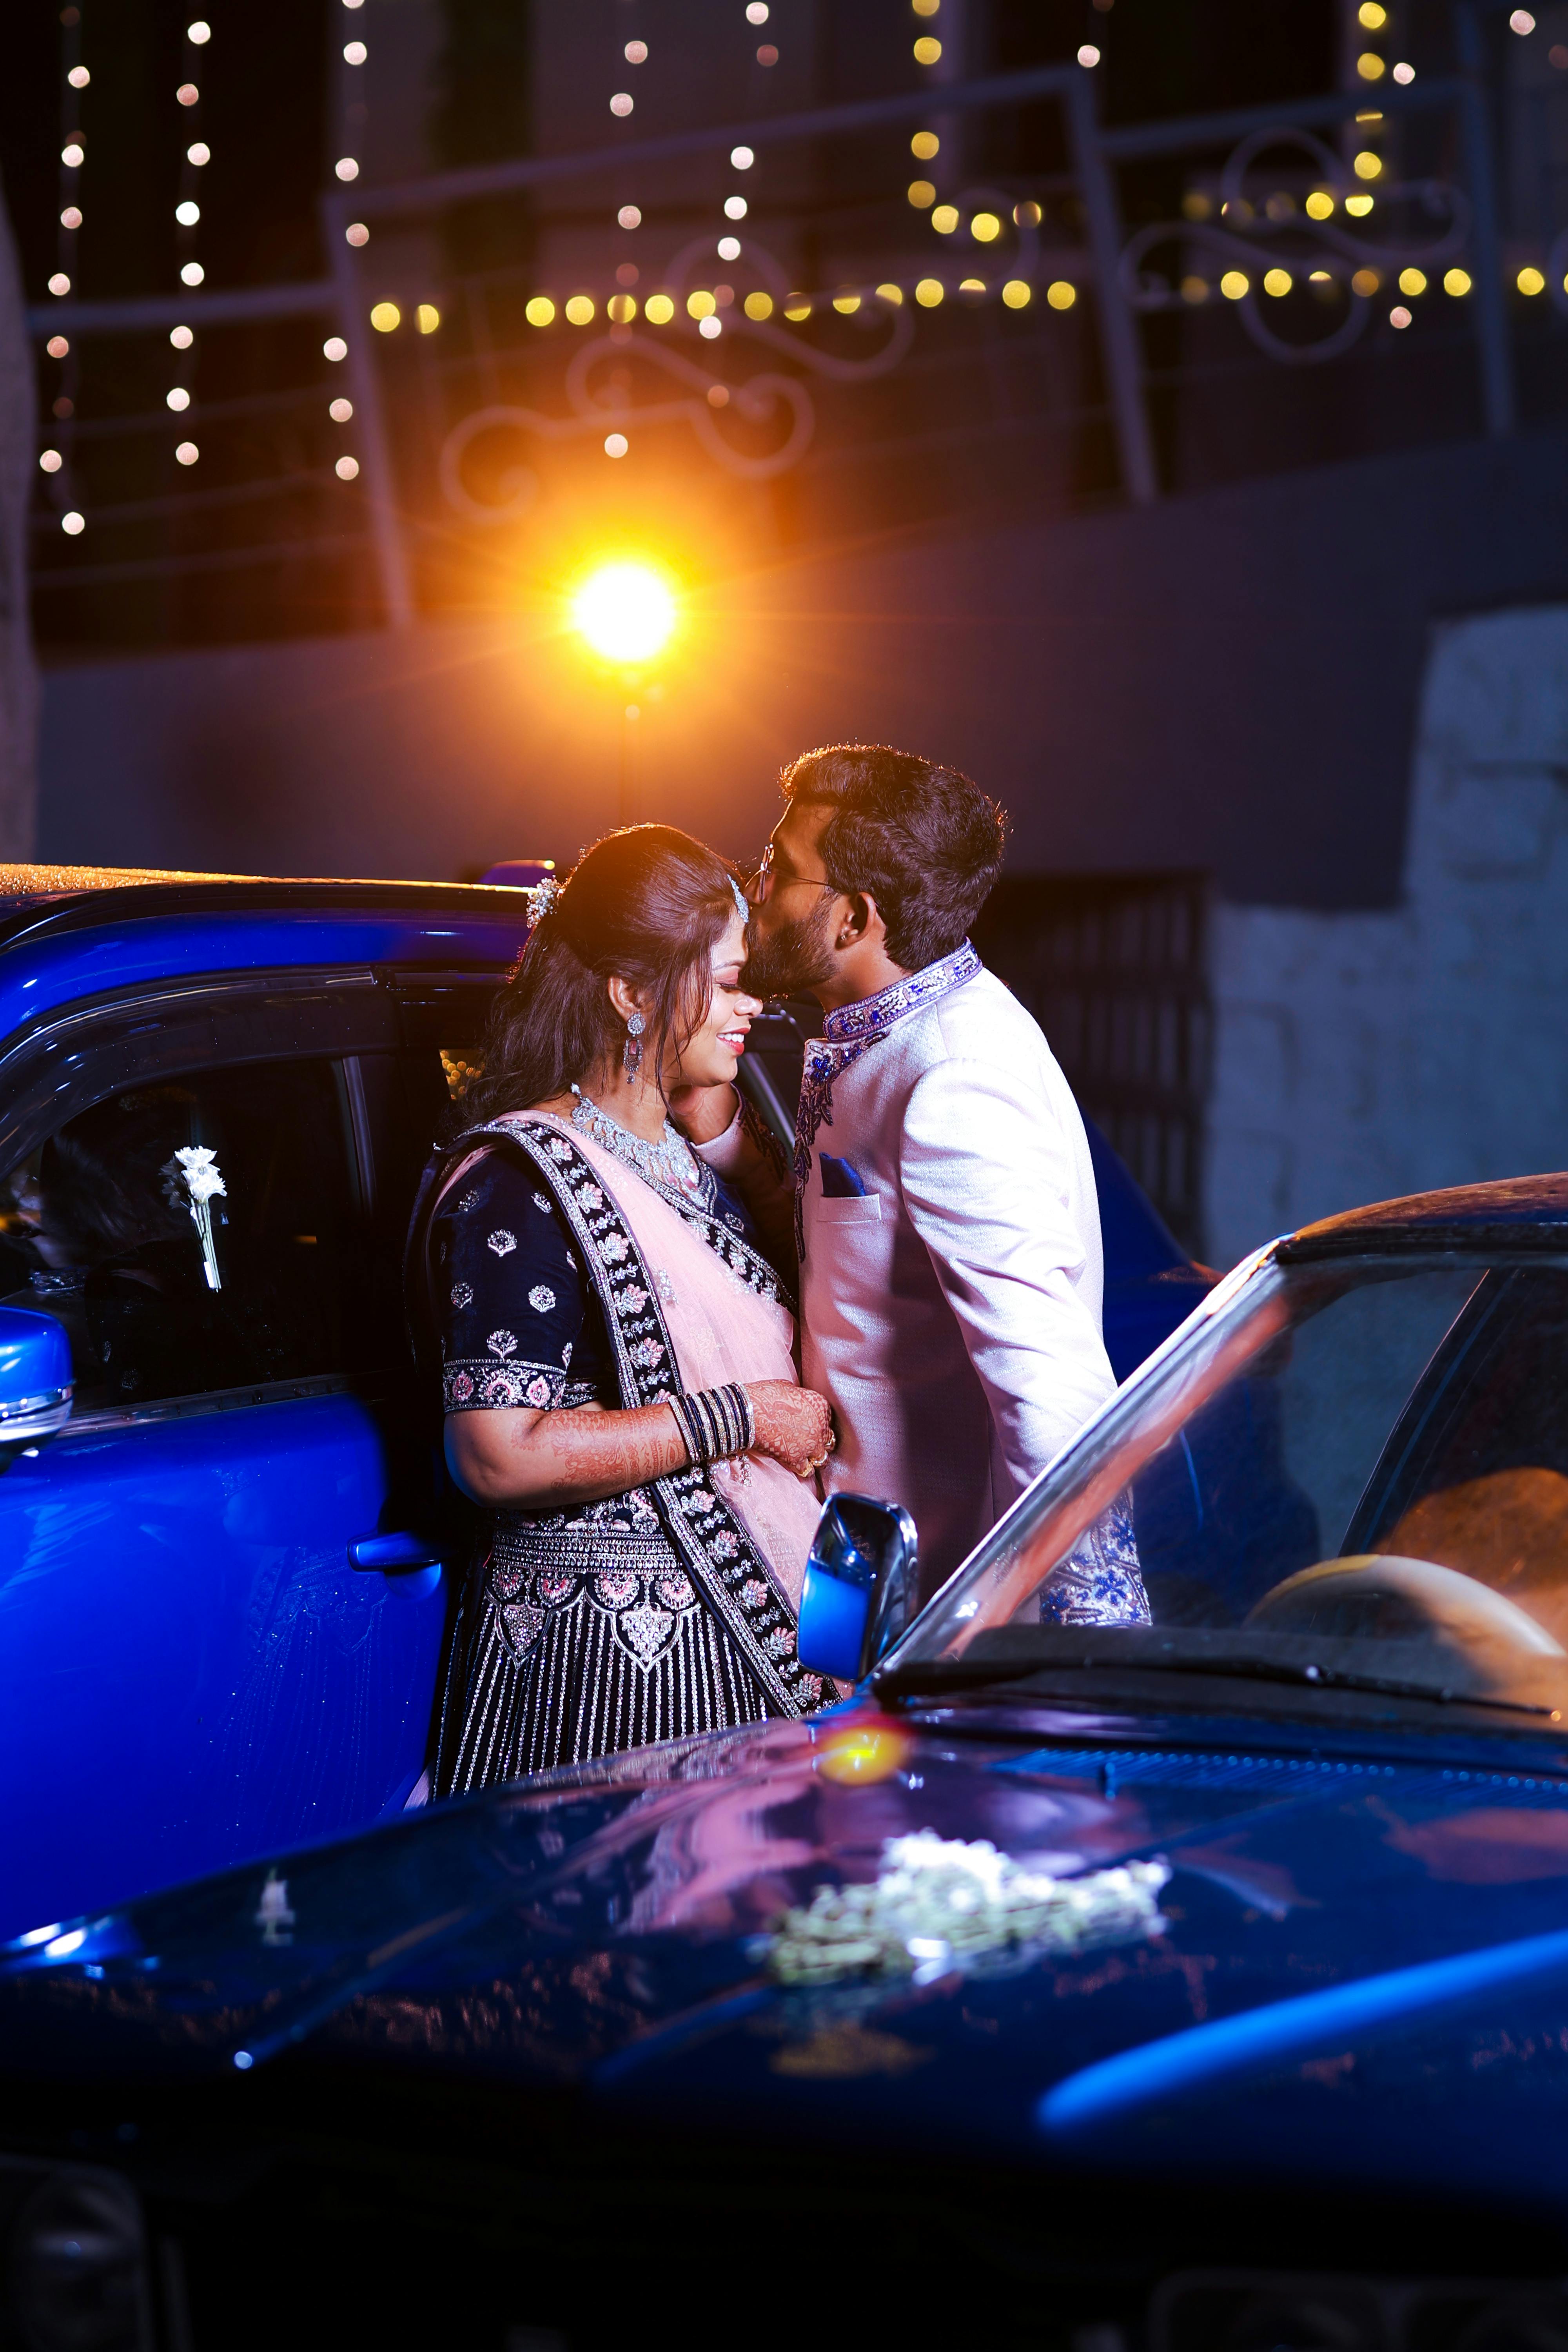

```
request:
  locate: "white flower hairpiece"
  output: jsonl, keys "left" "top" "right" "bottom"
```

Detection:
{"left": 728, "top": 874, "right": 749, "bottom": 922}
{"left": 523, "top": 875, "right": 561, "bottom": 931}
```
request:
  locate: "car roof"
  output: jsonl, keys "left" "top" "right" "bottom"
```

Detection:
{"left": 1281, "top": 1172, "right": 1568, "bottom": 1259}
{"left": 0, "top": 863, "right": 529, "bottom": 940}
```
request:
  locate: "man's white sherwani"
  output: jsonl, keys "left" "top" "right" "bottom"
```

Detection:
{"left": 790, "top": 944, "right": 1114, "bottom": 1602}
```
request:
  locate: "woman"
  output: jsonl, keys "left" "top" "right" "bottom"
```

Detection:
{"left": 412, "top": 824, "right": 836, "bottom": 1795}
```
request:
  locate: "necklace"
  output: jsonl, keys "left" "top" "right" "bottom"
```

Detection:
{"left": 569, "top": 1085, "right": 702, "bottom": 1196}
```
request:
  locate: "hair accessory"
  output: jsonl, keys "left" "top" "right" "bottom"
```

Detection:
{"left": 623, "top": 1009, "right": 646, "bottom": 1081}
{"left": 523, "top": 874, "right": 561, "bottom": 931}
{"left": 728, "top": 873, "right": 750, "bottom": 923}
{"left": 670, "top": 1382, "right": 756, "bottom": 1467}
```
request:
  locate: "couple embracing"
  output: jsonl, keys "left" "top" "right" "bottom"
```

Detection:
{"left": 414, "top": 743, "right": 1148, "bottom": 1796}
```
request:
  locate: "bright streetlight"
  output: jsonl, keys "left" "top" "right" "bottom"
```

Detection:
{"left": 570, "top": 561, "right": 677, "bottom": 664}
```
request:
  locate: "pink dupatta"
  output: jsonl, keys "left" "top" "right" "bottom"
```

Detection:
{"left": 495, "top": 1112, "right": 823, "bottom": 1613}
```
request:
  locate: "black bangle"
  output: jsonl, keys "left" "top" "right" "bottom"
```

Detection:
{"left": 670, "top": 1382, "right": 756, "bottom": 1465}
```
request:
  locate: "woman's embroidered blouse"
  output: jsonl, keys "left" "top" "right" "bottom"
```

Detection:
{"left": 432, "top": 1152, "right": 612, "bottom": 1413}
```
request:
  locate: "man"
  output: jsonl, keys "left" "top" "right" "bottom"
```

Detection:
{"left": 697, "top": 741, "right": 1145, "bottom": 1618}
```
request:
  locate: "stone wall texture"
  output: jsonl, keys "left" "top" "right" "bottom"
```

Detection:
{"left": 1206, "top": 606, "right": 1568, "bottom": 1269}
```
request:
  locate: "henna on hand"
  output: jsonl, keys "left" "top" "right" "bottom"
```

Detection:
{"left": 446, "top": 1399, "right": 690, "bottom": 1510}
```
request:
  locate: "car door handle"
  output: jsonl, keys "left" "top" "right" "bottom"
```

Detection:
{"left": 348, "top": 1532, "right": 442, "bottom": 1573}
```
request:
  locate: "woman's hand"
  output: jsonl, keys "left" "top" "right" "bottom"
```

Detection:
{"left": 666, "top": 1079, "right": 739, "bottom": 1147}
{"left": 746, "top": 1380, "right": 834, "bottom": 1480}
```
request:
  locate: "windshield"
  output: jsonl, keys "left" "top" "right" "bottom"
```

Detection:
{"left": 901, "top": 1250, "right": 1568, "bottom": 1721}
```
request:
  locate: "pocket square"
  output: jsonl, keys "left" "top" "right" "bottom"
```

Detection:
{"left": 818, "top": 1153, "right": 867, "bottom": 1198}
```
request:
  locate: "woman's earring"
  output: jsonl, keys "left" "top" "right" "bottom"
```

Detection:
{"left": 623, "top": 1011, "right": 646, "bottom": 1079}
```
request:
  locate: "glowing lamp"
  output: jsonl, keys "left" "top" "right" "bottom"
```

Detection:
{"left": 572, "top": 564, "right": 677, "bottom": 666}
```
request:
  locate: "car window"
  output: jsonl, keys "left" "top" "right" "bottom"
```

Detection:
{"left": 907, "top": 1251, "right": 1568, "bottom": 1720}
{"left": 0, "top": 1059, "right": 398, "bottom": 1413}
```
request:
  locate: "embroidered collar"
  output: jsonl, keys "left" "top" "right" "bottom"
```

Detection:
{"left": 791, "top": 940, "right": 982, "bottom": 1253}
{"left": 820, "top": 938, "right": 982, "bottom": 1049}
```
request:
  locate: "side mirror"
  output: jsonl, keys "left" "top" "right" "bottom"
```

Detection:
{"left": 797, "top": 1493, "right": 918, "bottom": 1682}
{"left": 0, "top": 1306, "right": 73, "bottom": 1467}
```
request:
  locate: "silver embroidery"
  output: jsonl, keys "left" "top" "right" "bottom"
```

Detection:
{"left": 655, "top": 1268, "right": 676, "bottom": 1303}
{"left": 457, "top": 1188, "right": 481, "bottom": 1211}
{"left": 487, "top": 1229, "right": 517, "bottom": 1257}
{"left": 528, "top": 1284, "right": 556, "bottom": 1313}
{"left": 450, "top": 1281, "right": 473, "bottom": 1308}
{"left": 532, "top": 1191, "right": 552, "bottom": 1214}
{"left": 487, "top": 1329, "right": 517, "bottom": 1358}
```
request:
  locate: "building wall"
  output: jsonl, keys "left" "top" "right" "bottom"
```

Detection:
{"left": 1207, "top": 604, "right": 1568, "bottom": 1268}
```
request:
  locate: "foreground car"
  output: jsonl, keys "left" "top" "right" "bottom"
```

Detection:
{"left": 6, "top": 1176, "right": 1568, "bottom": 2345}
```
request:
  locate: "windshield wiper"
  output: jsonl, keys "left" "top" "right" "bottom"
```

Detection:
{"left": 876, "top": 1646, "right": 1558, "bottom": 1719}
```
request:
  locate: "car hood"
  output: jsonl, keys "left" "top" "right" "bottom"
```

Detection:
{"left": 11, "top": 1700, "right": 1568, "bottom": 2207}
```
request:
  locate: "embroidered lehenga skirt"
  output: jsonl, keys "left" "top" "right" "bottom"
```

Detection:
{"left": 434, "top": 1485, "right": 772, "bottom": 1791}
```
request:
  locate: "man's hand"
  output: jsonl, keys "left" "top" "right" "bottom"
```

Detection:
{"left": 667, "top": 1079, "right": 740, "bottom": 1146}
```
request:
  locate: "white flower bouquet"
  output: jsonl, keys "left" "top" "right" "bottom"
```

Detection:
{"left": 162, "top": 1145, "right": 227, "bottom": 1291}
{"left": 766, "top": 1831, "right": 1170, "bottom": 1987}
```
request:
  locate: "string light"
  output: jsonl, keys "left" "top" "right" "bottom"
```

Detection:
{"left": 187, "top": 141, "right": 209, "bottom": 164}
{"left": 323, "top": 336, "right": 348, "bottom": 360}
{"left": 62, "top": 512, "right": 85, "bottom": 535}
{"left": 1002, "top": 281, "right": 1031, "bottom": 307}
{"left": 610, "top": 92, "right": 633, "bottom": 116}
{"left": 717, "top": 234, "right": 741, "bottom": 260}
{"left": 617, "top": 205, "right": 641, "bottom": 229}
{"left": 335, "top": 157, "right": 359, "bottom": 180}
{"left": 604, "top": 432, "right": 629, "bottom": 457}
{"left": 336, "top": 455, "right": 359, "bottom": 479}
{"left": 345, "top": 222, "right": 369, "bottom": 246}
{"left": 624, "top": 40, "right": 647, "bottom": 63}
{"left": 175, "top": 441, "right": 198, "bottom": 464}
{"left": 343, "top": 40, "right": 367, "bottom": 64}
{"left": 166, "top": 387, "right": 191, "bottom": 411}
{"left": 1078, "top": 44, "right": 1101, "bottom": 65}
{"left": 370, "top": 301, "right": 400, "bottom": 330}
{"left": 39, "top": 451, "right": 63, "bottom": 474}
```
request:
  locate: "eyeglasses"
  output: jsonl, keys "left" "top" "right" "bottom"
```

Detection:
{"left": 748, "top": 840, "right": 838, "bottom": 904}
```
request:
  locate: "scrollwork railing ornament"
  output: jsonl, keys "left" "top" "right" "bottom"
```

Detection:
{"left": 1119, "top": 126, "right": 1470, "bottom": 366}
{"left": 437, "top": 232, "right": 918, "bottom": 519}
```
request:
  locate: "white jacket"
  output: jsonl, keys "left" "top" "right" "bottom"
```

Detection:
{"left": 708, "top": 947, "right": 1115, "bottom": 1603}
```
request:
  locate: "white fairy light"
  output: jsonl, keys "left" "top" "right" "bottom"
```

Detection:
{"left": 166, "top": 387, "right": 191, "bottom": 411}
{"left": 329, "top": 396, "right": 354, "bottom": 421}
{"left": 604, "top": 432, "right": 629, "bottom": 457}
{"left": 343, "top": 40, "right": 367, "bottom": 63}
{"left": 698, "top": 315, "right": 722, "bottom": 338}
{"left": 624, "top": 39, "right": 647, "bottom": 61}
{"left": 67, "top": 64, "right": 89, "bottom": 87}
{"left": 724, "top": 194, "right": 748, "bottom": 219}
{"left": 175, "top": 441, "right": 199, "bottom": 464}
{"left": 747, "top": 2, "right": 769, "bottom": 18}
{"left": 1078, "top": 42, "right": 1101, "bottom": 65}
{"left": 47, "top": 273, "right": 71, "bottom": 297}
{"left": 175, "top": 199, "right": 200, "bottom": 225}
{"left": 186, "top": 20, "right": 211, "bottom": 42}
{"left": 610, "top": 91, "right": 633, "bottom": 115}
{"left": 46, "top": 334, "right": 68, "bottom": 358}
{"left": 345, "top": 222, "right": 368, "bottom": 245}
{"left": 170, "top": 323, "right": 194, "bottom": 348}
{"left": 717, "top": 234, "right": 741, "bottom": 259}
{"left": 180, "top": 261, "right": 203, "bottom": 285}
{"left": 39, "top": 451, "right": 63, "bottom": 474}
{"left": 60, "top": 206, "right": 82, "bottom": 230}
{"left": 617, "top": 204, "right": 641, "bottom": 228}
{"left": 176, "top": 82, "right": 199, "bottom": 105}
{"left": 61, "top": 142, "right": 84, "bottom": 167}
{"left": 61, "top": 512, "right": 85, "bottom": 535}
{"left": 335, "top": 156, "right": 359, "bottom": 180}
{"left": 336, "top": 454, "right": 360, "bottom": 479}
{"left": 187, "top": 141, "right": 209, "bottom": 164}
{"left": 323, "top": 335, "right": 348, "bottom": 360}
{"left": 730, "top": 145, "right": 754, "bottom": 168}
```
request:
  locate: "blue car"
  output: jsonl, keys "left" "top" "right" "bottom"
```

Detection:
{"left": 4, "top": 1173, "right": 1568, "bottom": 2347}
{"left": 0, "top": 864, "right": 1201, "bottom": 1943}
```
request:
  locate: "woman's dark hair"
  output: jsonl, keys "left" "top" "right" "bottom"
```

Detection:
{"left": 463, "top": 824, "right": 742, "bottom": 1123}
{"left": 781, "top": 742, "right": 1006, "bottom": 971}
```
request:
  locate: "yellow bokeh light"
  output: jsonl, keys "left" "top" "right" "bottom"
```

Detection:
{"left": 1445, "top": 268, "right": 1472, "bottom": 296}
{"left": 1014, "top": 198, "right": 1042, "bottom": 226}
{"left": 1046, "top": 279, "right": 1076, "bottom": 309}
{"left": 876, "top": 282, "right": 904, "bottom": 305}
{"left": 1181, "top": 275, "right": 1209, "bottom": 303}
{"left": 525, "top": 295, "right": 555, "bottom": 327}
{"left": 907, "top": 178, "right": 936, "bottom": 207}
{"left": 1353, "top": 150, "right": 1382, "bottom": 178}
{"left": 913, "top": 34, "right": 942, "bottom": 63}
{"left": 1398, "top": 267, "right": 1426, "bottom": 296}
{"left": 687, "top": 289, "right": 716, "bottom": 318}
{"left": 1263, "top": 267, "right": 1292, "bottom": 296}
{"left": 832, "top": 288, "right": 861, "bottom": 312}
{"left": 958, "top": 277, "right": 985, "bottom": 294}
{"left": 1220, "top": 270, "right": 1249, "bottom": 299}
{"left": 1305, "top": 189, "right": 1335, "bottom": 219}
{"left": 971, "top": 211, "right": 1002, "bottom": 242}
{"left": 1357, "top": 50, "right": 1386, "bottom": 77}
{"left": 571, "top": 563, "right": 677, "bottom": 665}
{"left": 743, "top": 289, "right": 774, "bottom": 318}
{"left": 911, "top": 0, "right": 940, "bottom": 14}
{"left": 416, "top": 303, "right": 440, "bottom": 334}
{"left": 369, "top": 300, "right": 400, "bottom": 332}
{"left": 914, "top": 277, "right": 944, "bottom": 307}
{"left": 911, "top": 129, "right": 939, "bottom": 159}
{"left": 564, "top": 294, "right": 595, "bottom": 325}
{"left": 1351, "top": 266, "right": 1380, "bottom": 296}
{"left": 931, "top": 203, "right": 959, "bottom": 233}
{"left": 608, "top": 292, "right": 636, "bottom": 322}
{"left": 1518, "top": 265, "right": 1546, "bottom": 295}
{"left": 644, "top": 293, "right": 675, "bottom": 324}
{"left": 1001, "top": 279, "right": 1031, "bottom": 308}
{"left": 1345, "top": 192, "right": 1374, "bottom": 215}
{"left": 1359, "top": 0, "right": 1387, "bottom": 21}
{"left": 783, "top": 293, "right": 811, "bottom": 319}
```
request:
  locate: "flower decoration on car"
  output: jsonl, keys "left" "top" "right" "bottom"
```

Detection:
{"left": 765, "top": 1833, "right": 1171, "bottom": 1987}
{"left": 161, "top": 1144, "right": 227, "bottom": 1291}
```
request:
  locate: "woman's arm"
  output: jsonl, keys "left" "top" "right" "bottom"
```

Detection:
{"left": 447, "top": 1380, "right": 833, "bottom": 1510}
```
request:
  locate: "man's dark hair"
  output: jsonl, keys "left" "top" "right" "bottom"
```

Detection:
{"left": 780, "top": 743, "right": 1007, "bottom": 973}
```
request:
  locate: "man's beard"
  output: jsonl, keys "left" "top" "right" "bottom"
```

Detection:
{"left": 742, "top": 895, "right": 835, "bottom": 1001}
